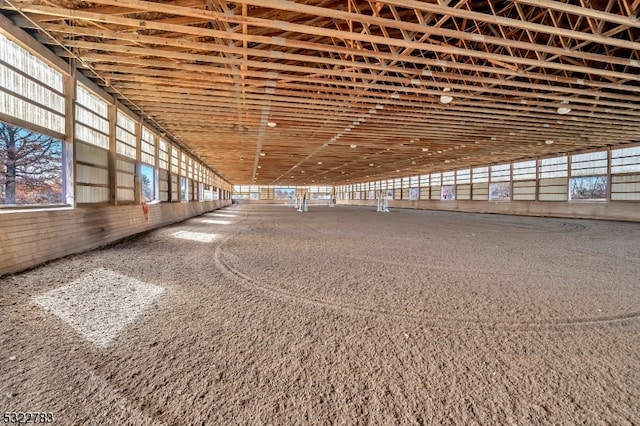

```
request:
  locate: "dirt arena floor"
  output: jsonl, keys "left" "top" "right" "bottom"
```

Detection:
{"left": 1, "top": 204, "right": 639, "bottom": 425}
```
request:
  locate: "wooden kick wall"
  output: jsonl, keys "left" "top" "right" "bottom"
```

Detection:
{"left": 0, "top": 200, "right": 231, "bottom": 276}
{"left": 338, "top": 199, "right": 640, "bottom": 222}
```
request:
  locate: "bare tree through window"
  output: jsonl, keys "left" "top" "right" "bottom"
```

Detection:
{"left": 0, "top": 121, "right": 63, "bottom": 205}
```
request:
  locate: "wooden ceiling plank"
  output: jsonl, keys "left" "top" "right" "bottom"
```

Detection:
{"left": 76, "top": 48, "right": 640, "bottom": 110}
{"left": 16, "top": 4, "right": 640, "bottom": 91}
{"left": 15, "top": 0, "right": 639, "bottom": 76}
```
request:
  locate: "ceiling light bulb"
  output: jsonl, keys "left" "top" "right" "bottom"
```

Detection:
{"left": 260, "top": 152, "right": 266, "bottom": 156}
{"left": 267, "top": 121, "right": 277, "bottom": 127}
{"left": 440, "top": 87, "right": 453, "bottom": 104}
{"left": 440, "top": 95, "right": 453, "bottom": 104}
{"left": 545, "top": 140, "right": 554, "bottom": 144}
{"left": 350, "top": 144, "right": 357, "bottom": 148}
{"left": 557, "top": 107, "right": 571, "bottom": 115}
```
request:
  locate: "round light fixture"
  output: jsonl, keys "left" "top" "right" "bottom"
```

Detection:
{"left": 440, "top": 88, "right": 453, "bottom": 104}
{"left": 557, "top": 107, "right": 571, "bottom": 115}
{"left": 267, "top": 121, "right": 277, "bottom": 128}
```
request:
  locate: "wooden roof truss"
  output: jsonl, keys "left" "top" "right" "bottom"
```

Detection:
{"left": 2, "top": 0, "right": 638, "bottom": 184}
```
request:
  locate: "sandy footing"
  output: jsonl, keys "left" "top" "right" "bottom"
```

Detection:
{"left": 1, "top": 204, "right": 639, "bottom": 424}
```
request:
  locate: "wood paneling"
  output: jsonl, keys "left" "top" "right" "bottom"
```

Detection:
{"left": 338, "top": 199, "right": 640, "bottom": 222}
{"left": 539, "top": 177, "right": 569, "bottom": 201}
{"left": 513, "top": 181, "right": 537, "bottom": 201}
{"left": 472, "top": 183, "right": 489, "bottom": 201}
{"left": 611, "top": 174, "right": 640, "bottom": 201}
{"left": 0, "top": 200, "right": 231, "bottom": 276}
{"left": 457, "top": 184, "right": 471, "bottom": 201}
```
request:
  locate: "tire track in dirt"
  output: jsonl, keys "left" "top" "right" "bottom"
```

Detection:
{"left": 213, "top": 235, "right": 640, "bottom": 332}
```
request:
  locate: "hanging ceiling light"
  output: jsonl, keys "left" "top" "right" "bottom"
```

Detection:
{"left": 440, "top": 87, "right": 453, "bottom": 104}
{"left": 557, "top": 100, "right": 571, "bottom": 115}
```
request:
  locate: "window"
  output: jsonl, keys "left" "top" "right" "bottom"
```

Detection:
{"left": 472, "top": 166, "right": 489, "bottom": 183}
{"left": 116, "top": 111, "right": 136, "bottom": 159}
{"left": 158, "top": 139, "right": 171, "bottom": 170}
{"left": 141, "top": 127, "right": 156, "bottom": 166}
{"left": 158, "top": 139, "right": 170, "bottom": 202}
{"left": 0, "top": 120, "right": 63, "bottom": 205}
{"left": 442, "top": 171, "right": 455, "bottom": 185}
{"left": 610, "top": 145, "right": 640, "bottom": 201}
{"left": 569, "top": 176, "right": 607, "bottom": 201}
{"left": 0, "top": 33, "right": 65, "bottom": 134}
{"left": 140, "top": 127, "right": 156, "bottom": 202}
{"left": 456, "top": 169, "right": 470, "bottom": 185}
{"left": 490, "top": 164, "right": 511, "bottom": 182}
{"left": 539, "top": 156, "right": 568, "bottom": 179}
{"left": 512, "top": 160, "right": 536, "bottom": 181}
{"left": 180, "top": 176, "right": 188, "bottom": 201}
{"left": 431, "top": 172, "right": 441, "bottom": 186}
{"left": 171, "top": 146, "right": 179, "bottom": 175}
{"left": 75, "top": 84, "right": 109, "bottom": 149}
{"left": 569, "top": 151, "right": 607, "bottom": 201}
{"left": 180, "top": 152, "right": 187, "bottom": 177}
{"left": 441, "top": 185, "right": 456, "bottom": 200}
{"left": 611, "top": 146, "right": 640, "bottom": 174}
{"left": 116, "top": 159, "right": 135, "bottom": 202}
{"left": 140, "top": 164, "right": 156, "bottom": 202}
{"left": 571, "top": 151, "right": 607, "bottom": 177}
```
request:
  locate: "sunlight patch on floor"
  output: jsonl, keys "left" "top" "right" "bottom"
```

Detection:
{"left": 172, "top": 230, "right": 218, "bottom": 243}
{"left": 201, "top": 219, "right": 232, "bottom": 225}
{"left": 33, "top": 268, "right": 165, "bottom": 347}
{"left": 206, "top": 212, "right": 238, "bottom": 218}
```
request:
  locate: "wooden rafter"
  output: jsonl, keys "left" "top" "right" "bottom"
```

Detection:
{"left": 0, "top": 0, "right": 638, "bottom": 185}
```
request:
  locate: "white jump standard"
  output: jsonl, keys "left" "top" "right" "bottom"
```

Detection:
{"left": 298, "top": 193, "right": 308, "bottom": 212}
{"left": 376, "top": 191, "right": 389, "bottom": 212}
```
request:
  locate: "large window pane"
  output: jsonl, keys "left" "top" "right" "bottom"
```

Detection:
{"left": 0, "top": 120, "right": 63, "bottom": 205}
